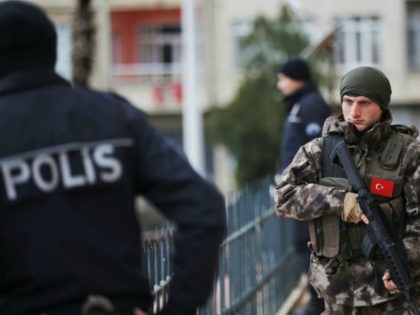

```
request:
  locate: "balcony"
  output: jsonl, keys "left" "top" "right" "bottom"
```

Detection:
{"left": 111, "top": 62, "right": 183, "bottom": 113}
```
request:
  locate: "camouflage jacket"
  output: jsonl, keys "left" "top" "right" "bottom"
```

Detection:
{"left": 275, "top": 112, "right": 420, "bottom": 306}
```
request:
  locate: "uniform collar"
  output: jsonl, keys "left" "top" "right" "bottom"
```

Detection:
{"left": 283, "top": 81, "right": 317, "bottom": 112}
{"left": 0, "top": 67, "right": 70, "bottom": 96}
{"left": 323, "top": 111, "right": 394, "bottom": 147}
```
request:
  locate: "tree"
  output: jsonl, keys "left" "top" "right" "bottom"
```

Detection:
{"left": 72, "top": 0, "right": 95, "bottom": 86}
{"left": 208, "top": 5, "right": 310, "bottom": 186}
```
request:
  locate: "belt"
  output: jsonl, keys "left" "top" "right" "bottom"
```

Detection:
{"left": 39, "top": 295, "right": 150, "bottom": 315}
{"left": 41, "top": 308, "right": 143, "bottom": 315}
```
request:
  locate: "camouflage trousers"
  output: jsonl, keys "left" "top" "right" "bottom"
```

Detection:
{"left": 322, "top": 296, "right": 420, "bottom": 315}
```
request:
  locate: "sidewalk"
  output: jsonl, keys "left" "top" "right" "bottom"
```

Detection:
{"left": 276, "top": 275, "right": 310, "bottom": 315}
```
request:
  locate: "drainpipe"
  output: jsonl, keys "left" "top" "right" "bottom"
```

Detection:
{"left": 181, "top": 0, "right": 205, "bottom": 175}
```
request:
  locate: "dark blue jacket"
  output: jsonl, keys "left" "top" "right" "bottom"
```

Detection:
{"left": 280, "top": 82, "right": 331, "bottom": 171}
{"left": 0, "top": 68, "right": 226, "bottom": 315}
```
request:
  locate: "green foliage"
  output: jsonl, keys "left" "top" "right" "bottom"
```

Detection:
{"left": 208, "top": 5, "right": 310, "bottom": 186}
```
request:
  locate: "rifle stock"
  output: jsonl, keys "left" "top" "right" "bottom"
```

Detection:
{"left": 331, "top": 139, "right": 420, "bottom": 315}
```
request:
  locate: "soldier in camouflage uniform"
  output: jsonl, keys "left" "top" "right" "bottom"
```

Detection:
{"left": 275, "top": 66, "right": 420, "bottom": 314}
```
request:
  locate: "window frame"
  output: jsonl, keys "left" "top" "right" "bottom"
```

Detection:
{"left": 333, "top": 15, "right": 383, "bottom": 69}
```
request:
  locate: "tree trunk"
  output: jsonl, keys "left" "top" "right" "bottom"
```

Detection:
{"left": 72, "top": 0, "right": 95, "bottom": 86}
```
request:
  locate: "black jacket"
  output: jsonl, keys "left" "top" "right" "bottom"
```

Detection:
{"left": 280, "top": 82, "right": 331, "bottom": 171}
{"left": 0, "top": 68, "right": 226, "bottom": 315}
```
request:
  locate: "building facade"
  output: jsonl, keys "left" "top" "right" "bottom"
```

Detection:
{"left": 20, "top": 0, "right": 420, "bottom": 192}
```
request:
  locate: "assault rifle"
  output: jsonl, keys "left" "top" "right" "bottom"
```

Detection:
{"left": 331, "top": 138, "right": 420, "bottom": 315}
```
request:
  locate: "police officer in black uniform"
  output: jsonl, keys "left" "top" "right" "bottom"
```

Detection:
{"left": 276, "top": 57, "right": 331, "bottom": 315}
{"left": 0, "top": 1, "right": 226, "bottom": 315}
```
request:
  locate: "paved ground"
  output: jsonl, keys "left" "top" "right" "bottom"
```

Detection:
{"left": 276, "top": 275, "right": 310, "bottom": 315}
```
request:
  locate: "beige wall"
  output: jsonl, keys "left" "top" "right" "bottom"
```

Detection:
{"left": 212, "top": 0, "right": 420, "bottom": 108}
{"left": 285, "top": 0, "right": 420, "bottom": 106}
{"left": 19, "top": 0, "right": 420, "bottom": 191}
{"left": 24, "top": 0, "right": 420, "bottom": 108}
{"left": 210, "top": 0, "right": 285, "bottom": 106}
{"left": 108, "top": 0, "right": 179, "bottom": 10}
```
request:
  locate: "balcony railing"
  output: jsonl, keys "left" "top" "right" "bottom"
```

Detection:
{"left": 112, "top": 62, "right": 181, "bottom": 79}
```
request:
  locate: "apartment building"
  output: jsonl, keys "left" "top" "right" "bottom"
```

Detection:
{"left": 20, "top": 0, "right": 420, "bottom": 192}
{"left": 296, "top": 0, "right": 420, "bottom": 126}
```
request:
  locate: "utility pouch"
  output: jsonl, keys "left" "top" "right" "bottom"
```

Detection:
{"left": 308, "top": 177, "right": 350, "bottom": 258}
{"left": 321, "top": 215, "right": 340, "bottom": 258}
{"left": 309, "top": 133, "right": 351, "bottom": 259}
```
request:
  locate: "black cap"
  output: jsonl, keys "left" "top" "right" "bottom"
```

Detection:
{"left": 278, "top": 57, "right": 312, "bottom": 82}
{"left": 0, "top": 0, "right": 57, "bottom": 77}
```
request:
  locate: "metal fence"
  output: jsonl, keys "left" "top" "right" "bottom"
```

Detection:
{"left": 143, "top": 225, "right": 173, "bottom": 314}
{"left": 143, "top": 177, "right": 301, "bottom": 315}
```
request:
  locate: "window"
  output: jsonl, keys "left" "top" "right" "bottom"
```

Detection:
{"left": 137, "top": 24, "right": 182, "bottom": 74}
{"left": 407, "top": 2, "right": 420, "bottom": 71}
{"left": 334, "top": 16, "right": 382, "bottom": 68}
{"left": 231, "top": 20, "right": 252, "bottom": 69}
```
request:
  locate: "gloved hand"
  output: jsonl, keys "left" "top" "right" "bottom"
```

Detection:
{"left": 342, "top": 192, "right": 364, "bottom": 224}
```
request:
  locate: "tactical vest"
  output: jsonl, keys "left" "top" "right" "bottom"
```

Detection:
{"left": 308, "top": 131, "right": 409, "bottom": 259}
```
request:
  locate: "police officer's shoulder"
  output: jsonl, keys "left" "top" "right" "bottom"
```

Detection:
{"left": 298, "top": 91, "right": 327, "bottom": 110}
{"left": 74, "top": 86, "right": 127, "bottom": 105}
{"left": 75, "top": 87, "right": 149, "bottom": 120}
{"left": 298, "top": 92, "right": 330, "bottom": 126}
{"left": 103, "top": 91, "right": 133, "bottom": 105}
{"left": 77, "top": 88, "right": 134, "bottom": 108}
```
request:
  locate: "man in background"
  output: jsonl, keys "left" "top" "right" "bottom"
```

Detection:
{"left": 0, "top": 1, "right": 226, "bottom": 315}
{"left": 276, "top": 57, "right": 330, "bottom": 315}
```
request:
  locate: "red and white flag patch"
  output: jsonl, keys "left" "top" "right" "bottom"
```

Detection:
{"left": 370, "top": 177, "right": 394, "bottom": 197}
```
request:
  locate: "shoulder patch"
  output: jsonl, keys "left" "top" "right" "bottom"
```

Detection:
{"left": 305, "top": 122, "right": 321, "bottom": 137}
{"left": 288, "top": 104, "right": 302, "bottom": 123}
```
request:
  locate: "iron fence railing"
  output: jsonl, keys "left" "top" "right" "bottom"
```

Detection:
{"left": 143, "top": 177, "right": 300, "bottom": 315}
{"left": 143, "top": 225, "right": 174, "bottom": 314}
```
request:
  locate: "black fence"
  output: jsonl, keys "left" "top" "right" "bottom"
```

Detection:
{"left": 143, "top": 177, "right": 300, "bottom": 315}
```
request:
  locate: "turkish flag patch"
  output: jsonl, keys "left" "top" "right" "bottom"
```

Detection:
{"left": 370, "top": 177, "right": 394, "bottom": 197}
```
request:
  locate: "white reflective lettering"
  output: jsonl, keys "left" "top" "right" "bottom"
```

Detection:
{"left": 0, "top": 141, "right": 126, "bottom": 201}
{"left": 59, "top": 152, "right": 86, "bottom": 188}
{"left": 93, "top": 145, "right": 122, "bottom": 182}
{"left": 1, "top": 159, "right": 30, "bottom": 200}
{"left": 81, "top": 147, "right": 96, "bottom": 184}
{"left": 32, "top": 155, "right": 59, "bottom": 192}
